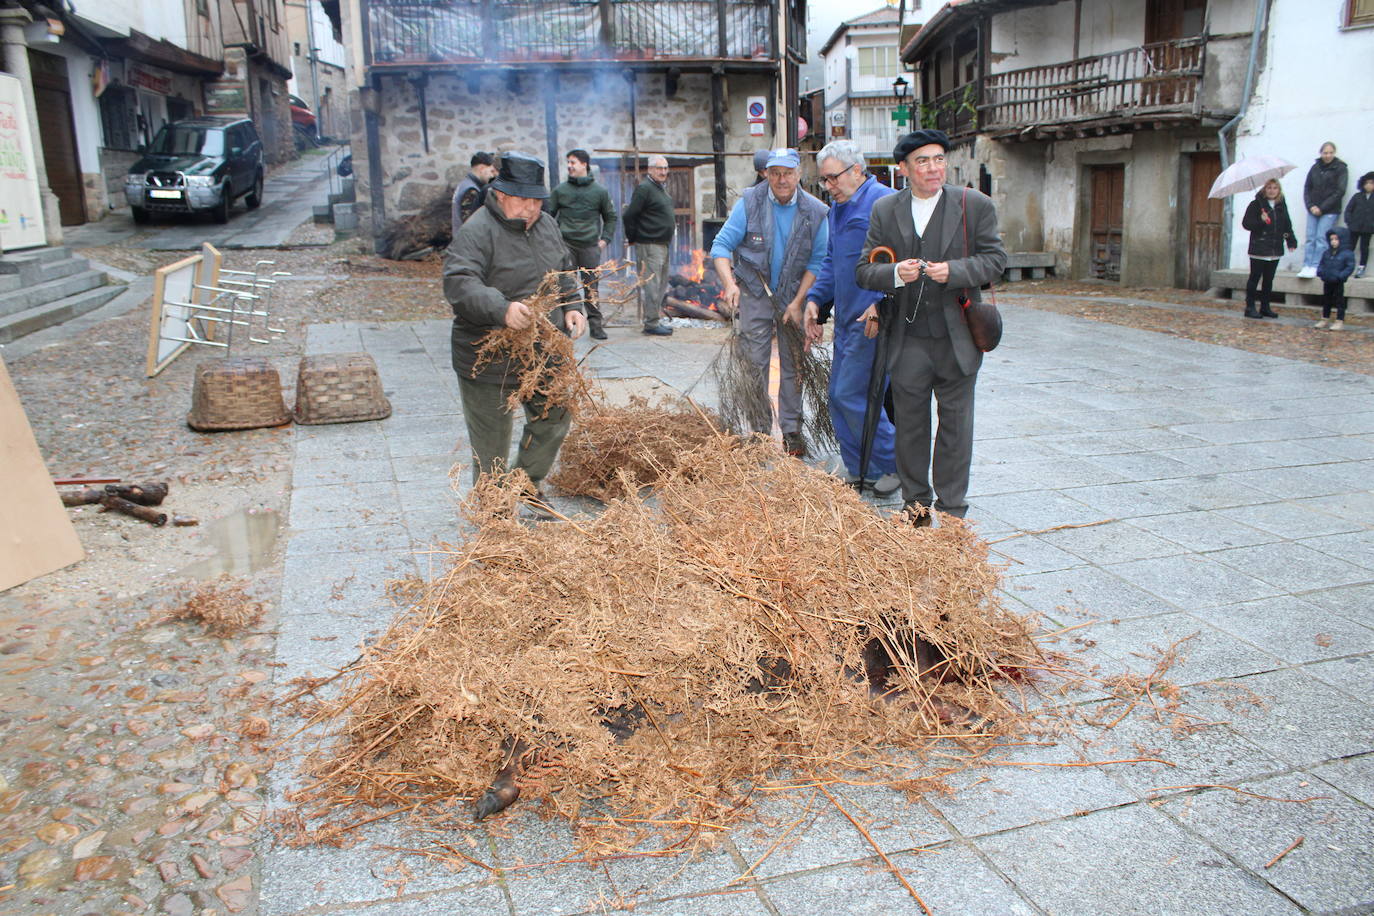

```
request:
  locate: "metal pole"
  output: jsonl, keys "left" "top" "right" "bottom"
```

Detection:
{"left": 304, "top": 0, "right": 322, "bottom": 140}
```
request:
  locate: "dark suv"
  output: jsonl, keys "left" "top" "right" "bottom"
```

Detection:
{"left": 125, "top": 117, "right": 265, "bottom": 224}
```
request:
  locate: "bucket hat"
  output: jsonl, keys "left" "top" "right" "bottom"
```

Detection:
{"left": 489, "top": 152, "right": 549, "bottom": 199}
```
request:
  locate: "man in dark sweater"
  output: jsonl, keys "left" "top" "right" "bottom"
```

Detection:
{"left": 443, "top": 152, "right": 586, "bottom": 519}
{"left": 548, "top": 149, "right": 617, "bottom": 339}
{"left": 450, "top": 151, "right": 497, "bottom": 236}
{"left": 621, "top": 155, "right": 676, "bottom": 336}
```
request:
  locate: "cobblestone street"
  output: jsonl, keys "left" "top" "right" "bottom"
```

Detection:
{"left": 1, "top": 228, "right": 1372, "bottom": 914}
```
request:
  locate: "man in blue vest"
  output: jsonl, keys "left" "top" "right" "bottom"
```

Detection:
{"left": 711, "top": 148, "right": 829, "bottom": 457}
{"left": 801, "top": 140, "right": 899, "bottom": 496}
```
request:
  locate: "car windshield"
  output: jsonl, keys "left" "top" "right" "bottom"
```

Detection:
{"left": 148, "top": 125, "right": 224, "bottom": 157}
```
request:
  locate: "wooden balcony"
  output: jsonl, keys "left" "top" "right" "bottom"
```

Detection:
{"left": 363, "top": 0, "right": 791, "bottom": 71}
{"left": 979, "top": 37, "right": 1206, "bottom": 139}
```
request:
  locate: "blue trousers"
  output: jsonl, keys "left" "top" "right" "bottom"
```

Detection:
{"left": 1304, "top": 212, "right": 1337, "bottom": 269}
{"left": 830, "top": 319, "right": 896, "bottom": 478}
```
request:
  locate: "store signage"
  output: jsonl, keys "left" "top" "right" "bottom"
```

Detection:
{"left": 127, "top": 63, "right": 173, "bottom": 96}
{"left": 0, "top": 74, "right": 46, "bottom": 250}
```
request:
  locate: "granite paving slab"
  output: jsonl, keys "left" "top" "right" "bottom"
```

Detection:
{"left": 1206, "top": 541, "right": 1373, "bottom": 593}
{"left": 976, "top": 804, "right": 1301, "bottom": 916}
{"left": 1104, "top": 553, "right": 1283, "bottom": 609}
{"left": 1192, "top": 595, "right": 1374, "bottom": 665}
{"left": 1156, "top": 771, "right": 1374, "bottom": 914}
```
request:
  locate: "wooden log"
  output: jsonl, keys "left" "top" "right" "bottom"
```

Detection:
{"left": 105, "top": 482, "right": 169, "bottom": 506}
{"left": 663, "top": 296, "right": 727, "bottom": 322}
{"left": 60, "top": 488, "right": 105, "bottom": 507}
{"left": 99, "top": 494, "right": 168, "bottom": 527}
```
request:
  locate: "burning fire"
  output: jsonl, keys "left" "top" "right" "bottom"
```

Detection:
{"left": 685, "top": 249, "right": 706, "bottom": 283}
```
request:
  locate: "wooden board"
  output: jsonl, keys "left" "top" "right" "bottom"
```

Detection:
{"left": 145, "top": 249, "right": 222, "bottom": 378}
{"left": 0, "top": 356, "right": 83, "bottom": 591}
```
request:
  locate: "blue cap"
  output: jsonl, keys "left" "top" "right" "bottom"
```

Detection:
{"left": 765, "top": 148, "right": 800, "bottom": 170}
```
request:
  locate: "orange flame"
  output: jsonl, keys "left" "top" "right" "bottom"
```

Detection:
{"left": 688, "top": 249, "right": 706, "bottom": 283}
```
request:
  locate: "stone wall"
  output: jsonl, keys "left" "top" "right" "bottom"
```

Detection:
{"left": 100, "top": 149, "right": 142, "bottom": 211}
{"left": 354, "top": 67, "right": 780, "bottom": 251}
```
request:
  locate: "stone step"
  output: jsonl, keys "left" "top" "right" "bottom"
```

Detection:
{"left": 0, "top": 246, "right": 72, "bottom": 271}
{"left": 0, "top": 284, "right": 124, "bottom": 344}
{"left": 312, "top": 204, "right": 334, "bottom": 224}
{"left": 1209, "top": 268, "right": 1373, "bottom": 313}
{"left": 38, "top": 256, "right": 90, "bottom": 284}
{"left": 0, "top": 274, "right": 19, "bottom": 295}
{"left": 0, "top": 269, "right": 107, "bottom": 319}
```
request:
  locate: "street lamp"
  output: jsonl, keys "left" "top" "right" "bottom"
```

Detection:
{"left": 891, "top": 76, "right": 910, "bottom": 136}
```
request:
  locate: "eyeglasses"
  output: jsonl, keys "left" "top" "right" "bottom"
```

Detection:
{"left": 819, "top": 163, "right": 856, "bottom": 184}
{"left": 911, "top": 155, "right": 946, "bottom": 169}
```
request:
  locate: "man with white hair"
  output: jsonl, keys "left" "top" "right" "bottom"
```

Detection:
{"left": 711, "top": 148, "right": 829, "bottom": 457}
{"left": 621, "top": 155, "right": 676, "bottom": 336}
{"left": 801, "top": 140, "right": 899, "bottom": 496}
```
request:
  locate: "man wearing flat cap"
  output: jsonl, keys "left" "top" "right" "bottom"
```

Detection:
{"left": 444, "top": 151, "right": 587, "bottom": 518}
{"left": 855, "top": 129, "right": 1006, "bottom": 524}
{"left": 711, "top": 147, "right": 830, "bottom": 457}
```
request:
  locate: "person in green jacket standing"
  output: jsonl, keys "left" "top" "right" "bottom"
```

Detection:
{"left": 621, "top": 155, "right": 676, "bottom": 336}
{"left": 548, "top": 149, "right": 616, "bottom": 339}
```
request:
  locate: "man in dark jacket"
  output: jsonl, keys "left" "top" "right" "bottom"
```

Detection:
{"left": 621, "top": 155, "right": 676, "bottom": 336}
{"left": 1343, "top": 171, "right": 1374, "bottom": 278}
{"left": 548, "top": 149, "right": 617, "bottom": 339}
{"left": 451, "top": 152, "right": 497, "bottom": 236}
{"left": 855, "top": 129, "right": 1006, "bottom": 525}
{"left": 443, "top": 152, "right": 586, "bottom": 516}
{"left": 1298, "top": 142, "right": 1348, "bottom": 278}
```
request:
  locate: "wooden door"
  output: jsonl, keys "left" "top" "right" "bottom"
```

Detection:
{"left": 1186, "top": 152, "right": 1224, "bottom": 289}
{"left": 602, "top": 161, "right": 697, "bottom": 269}
{"left": 1089, "top": 165, "right": 1124, "bottom": 282}
{"left": 1146, "top": 0, "right": 1206, "bottom": 42}
{"left": 29, "top": 51, "right": 87, "bottom": 226}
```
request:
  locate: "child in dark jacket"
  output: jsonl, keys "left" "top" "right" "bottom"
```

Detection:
{"left": 1315, "top": 227, "right": 1356, "bottom": 329}
{"left": 1344, "top": 171, "right": 1374, "bottom": 277}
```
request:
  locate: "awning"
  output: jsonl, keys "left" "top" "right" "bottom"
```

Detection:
{"left": 101, "top": 29, "right": 224, "bottom": 78}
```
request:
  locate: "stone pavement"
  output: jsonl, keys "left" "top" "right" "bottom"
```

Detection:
{"left": 63, "top": 152, "right": 338, "bottom": 252}
{"left": 267, "top": 306, "right": 1374, "bottom": 915}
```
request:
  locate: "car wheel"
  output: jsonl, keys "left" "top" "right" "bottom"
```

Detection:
{"left": 131, "top": 206, "right": 149, "bottom": 224}
{"left": 245, "top": 173, "right": 263, "bottom": 209}
{"left": 212, "top": 187, "right": 230, "bottom": 224}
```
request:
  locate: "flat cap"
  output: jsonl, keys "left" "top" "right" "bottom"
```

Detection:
{"left": 893, "top": 129, "right": 951, "bottom": 162}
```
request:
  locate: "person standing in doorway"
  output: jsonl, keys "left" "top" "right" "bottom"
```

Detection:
{"left": 711, "top": 148, "right": 830, "bottom": 458}
{"left": 802, "top": 139, "right": 899, "bottom": 495}
{"left": 548, "top": 149, "right": 617, "bottom": 340}
{"left": 451, "top": 152, "right": 498, "bottom": 235}
{"left": 1240, "top": 178, "right": 1296, "bottom": 319}
{"left": 621, "top": 155, "right": 676, "bottom": 336}
{"left": 1297, "top": 142, "right": 1348, "bottom": 279}
{"left": 855, "top": 130, "right": 1006, "bottom": 525}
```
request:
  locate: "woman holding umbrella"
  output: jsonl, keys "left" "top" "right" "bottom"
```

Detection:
{"left": 1240, "top": 178, "right": 1297, "bottom": 319}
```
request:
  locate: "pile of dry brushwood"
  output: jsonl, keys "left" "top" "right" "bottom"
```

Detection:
{"left": 290, "top": 434, "right": 1043, "bottom": 853}
{"left": 550, "top": 396, "right": 724, "bottom": 501}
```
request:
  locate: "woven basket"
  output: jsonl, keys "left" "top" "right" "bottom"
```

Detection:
{"left": 293, "top": 352, "right": 391, "bottom": 425}
{"left": 187, "top": 357, "right": 291, "bottom": 431}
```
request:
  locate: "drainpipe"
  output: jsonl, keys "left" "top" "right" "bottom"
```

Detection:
{"left": 1216, "top": 0, "right": 1270, "bottom": 265}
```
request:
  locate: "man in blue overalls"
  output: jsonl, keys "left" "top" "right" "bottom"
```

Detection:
{"left": 712, "top": 148, "right": 829, "bottom": 457}
{"left": 800, "top": 140, "right": 899, "bottom": 495}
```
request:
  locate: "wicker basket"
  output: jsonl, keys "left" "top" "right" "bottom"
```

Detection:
{"left": 187, "top": 357, "right": 292, "bottom": 431}
{"left": 293, "top": 352, "right": 391, "bottom": 425}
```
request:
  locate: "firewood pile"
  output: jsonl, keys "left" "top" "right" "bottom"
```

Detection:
{"left": 288, "top": 434, "right": 1045, "bottom": 855}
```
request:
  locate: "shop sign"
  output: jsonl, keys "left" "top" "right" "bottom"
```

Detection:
{"left": 0, "top": 74, "right": 46, "bottom": 250}
{"left": 205, "top": 82, "right": 247, "bottom": 114}
{"left": 127, "top": 63, "right": 173, "bottom": 96}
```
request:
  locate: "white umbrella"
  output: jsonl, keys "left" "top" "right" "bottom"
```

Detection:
{"left": 1208, "top": 155, "right": 1297, "bottom": 199}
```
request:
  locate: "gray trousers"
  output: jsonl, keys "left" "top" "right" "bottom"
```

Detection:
{"left": 738, "top": 288, "right": 801, "bottom": 435}
{"left": 636, "top": 243, "right": 669, "bottom": 328}
{"left": 568, "top": 243, "right": 603, "bottom": 332}
{"left": 888, "top": 333, "right": 976, "bottom": 517}
{"left": 456, "top": 375, "right": 571, "bottom": 487}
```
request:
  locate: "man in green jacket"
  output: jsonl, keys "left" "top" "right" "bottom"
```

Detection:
{"left": 621, "top": 155, "right": 676, "bottom": 336}
{"left": 548, "top": 149, "right": 616, "bottom": 339}
{"left": 443, "top": 152, "right": 586, "bottom": 518}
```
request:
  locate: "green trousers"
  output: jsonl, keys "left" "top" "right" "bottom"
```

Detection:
{"left": 456, "top": 375, "right": 571, "bottom": 486}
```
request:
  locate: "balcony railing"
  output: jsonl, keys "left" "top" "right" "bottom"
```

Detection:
{"left": 980, "top": 37, "right": 1205, "bottom": 135}
{"left": 365, "top": 0, "right": 781, "bottom": 67}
